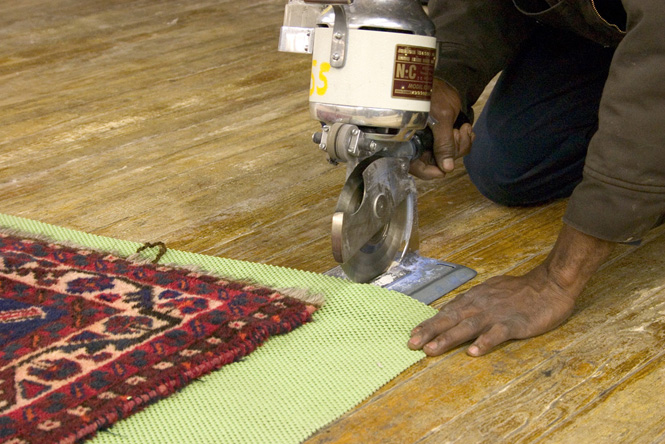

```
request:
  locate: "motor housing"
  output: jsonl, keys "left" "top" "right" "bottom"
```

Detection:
{"left": 309, "top": 0, "right": 436, "bottom": 141}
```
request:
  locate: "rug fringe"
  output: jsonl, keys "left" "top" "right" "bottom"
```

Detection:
{"left": 277, "top": 287, "right": 326, "bottom": 307}
{"left": 0, "top": 226, "right": 325, "bottom": 307}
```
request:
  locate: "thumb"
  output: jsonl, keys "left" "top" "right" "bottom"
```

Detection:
{"left": 431, "top": 124, "right": 458, "bottom": 173}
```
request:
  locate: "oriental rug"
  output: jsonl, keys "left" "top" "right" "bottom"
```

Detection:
{"left": 0, "top": 230, "right": 321, "bottom": 444}
{"left": 0, "top": 214, "right": 436, "bottom": 444}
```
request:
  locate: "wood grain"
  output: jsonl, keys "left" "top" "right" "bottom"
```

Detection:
{"left": 1, "top": 1, "right": 663, "bottom": 442}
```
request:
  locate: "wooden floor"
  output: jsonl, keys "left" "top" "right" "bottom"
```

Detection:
{"left": 1, "top": 1, "right": 664, "bottom": 442}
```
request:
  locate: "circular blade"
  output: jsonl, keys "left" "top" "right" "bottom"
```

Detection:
{"left": 332, "top": 158, "right": 414, "bottom": 283}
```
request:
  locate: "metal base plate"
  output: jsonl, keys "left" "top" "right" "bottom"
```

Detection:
{"left": 325, "top": 252, "right": 476, "bottom": 305}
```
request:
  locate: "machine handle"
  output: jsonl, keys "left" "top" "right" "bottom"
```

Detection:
{"left": 411, "top": 126, "right": 434, "bottom": 161}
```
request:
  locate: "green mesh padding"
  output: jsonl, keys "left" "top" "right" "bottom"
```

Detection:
{"left": 0, "top": 213, "right": 435, "bottom": 444}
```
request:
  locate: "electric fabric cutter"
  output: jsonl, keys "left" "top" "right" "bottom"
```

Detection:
{"left": 278, "top": 0, "right": 476, "bottom": 303}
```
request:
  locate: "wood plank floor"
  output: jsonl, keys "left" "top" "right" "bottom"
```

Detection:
{"left": 1, "top": 1, "right": 664, "bottom": 442}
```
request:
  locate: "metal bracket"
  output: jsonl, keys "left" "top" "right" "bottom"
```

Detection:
{"left": 326, "top": 253, "right": 477, "bottom": 305}
{"left": 330, "top": 5, "right": 348, "bottom": 68}
{"left": 278, "top": 26, "right": 315, "bottom": 54}
{"left": 278, "top": 0, "right": 323, "bottom": 54}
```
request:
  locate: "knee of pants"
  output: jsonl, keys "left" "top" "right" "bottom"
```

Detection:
{"left": 464, "top": 155, "right": 536, "bottom": 206}
{"left": 463, "top": 150, "right": 582, "bottom": 207}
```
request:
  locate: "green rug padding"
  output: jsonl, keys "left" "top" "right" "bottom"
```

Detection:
{"left": 0, "top": 214, "right": 436, "bottom": 444}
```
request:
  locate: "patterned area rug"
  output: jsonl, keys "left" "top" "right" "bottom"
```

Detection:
{"left": 0, "top": 231, "right": 322, "bottom": 444}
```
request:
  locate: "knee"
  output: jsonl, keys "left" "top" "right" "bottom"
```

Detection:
{"left": 463, "top": 148, "right": 581, "bottom": 207}
{"left": 464, "top": 112, "right": 558, "bottom": 206}
{"left": 464, "top": 155, "right": 540, "bottom": 207}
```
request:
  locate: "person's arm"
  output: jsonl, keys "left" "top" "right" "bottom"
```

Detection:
{"left": 410, "top": 0, "right": 535, "bottom": 180}
{"left": 563, "top": 0, "right": 665, "bottom": 243}
{"left": 428, "top": 0, "right": 535, "bottom": 122}
{"left": 408, "top": 0, "right": 665, "bottom": 356}
{"left": 408, "top": 224, "right": 614, "bottom": 356}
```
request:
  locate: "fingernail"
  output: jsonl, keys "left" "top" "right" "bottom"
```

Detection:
{"left": 468, "top": 345, "right": 480, "bottom": 356}
{"left": 408, "top": 335, "right": 421, "bottom": 346}
{"left": 443, "top": 158, "right": 454, "bottom": 171}
{"left": 423, "top": 341, "right": 437, "bottom": 353}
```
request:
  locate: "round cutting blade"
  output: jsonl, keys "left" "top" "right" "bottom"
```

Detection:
{"left": 332, "top": 157, "right": 415, "bottom": 283}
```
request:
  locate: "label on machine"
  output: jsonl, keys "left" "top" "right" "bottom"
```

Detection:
{"left": 392, "top": 45, "right": 436, "bottom": 101}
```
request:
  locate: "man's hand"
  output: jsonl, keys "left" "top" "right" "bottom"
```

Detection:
{"left": 408, "top": 224, "right": 615, "bottom": 356}
{"left": 409, "top": 78, "right": 475, "bottom": 180}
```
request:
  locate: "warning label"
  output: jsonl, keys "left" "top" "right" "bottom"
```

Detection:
{"left": 392, "top": 45, "right": 436, "bottom": 101}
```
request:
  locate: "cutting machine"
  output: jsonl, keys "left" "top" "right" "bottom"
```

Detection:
{"left": 278, "top": 0, "right": 475, "bottom": 303}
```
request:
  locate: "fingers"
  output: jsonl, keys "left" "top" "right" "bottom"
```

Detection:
{"left": 426, "top": 79, "right": 474, "bottom": 175}
{"left": 457, "top": 123, "right": 475, "bottom": 158}
{"left": 420, "top": 316, "right": 487, "bottom": 356}
{"left": 409, "top": 314, "right": 514, "bottom": 357}
{"left": 409, "top": 161, "right": 447, "bottom": 180}
{"left": 426, "top": 121, "right": 474, "bottom": 177}
{"left": 407, "top": 290, "right": 515, "bottom": 357}
{"left": 408, "top": 296, "right": 478, "bottom": 355}
{"left": 411, "top": 125, "right": 475, "bottom": 180}
{"left": 467, "top": 323, "right": 512, "bottom": 357}
{"left": 429, "top": 118, "right": 457, "bottom": 173}
{"left": 408, "top": 309, "right": 462, "bottom": 351}
{"left": 409, "top": 153, "right": 446, "bottom": 180}
{"left": 434, "top": 125, "right": 475, "bottom": 171}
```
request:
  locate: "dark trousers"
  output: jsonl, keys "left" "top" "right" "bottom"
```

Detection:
{"left": 464, "top": 27, "right": 616, "bottom": 206}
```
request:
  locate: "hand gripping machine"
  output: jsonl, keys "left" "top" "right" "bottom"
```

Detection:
{"left": 278, "top": 0, "right": 475, "bottom": 303}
